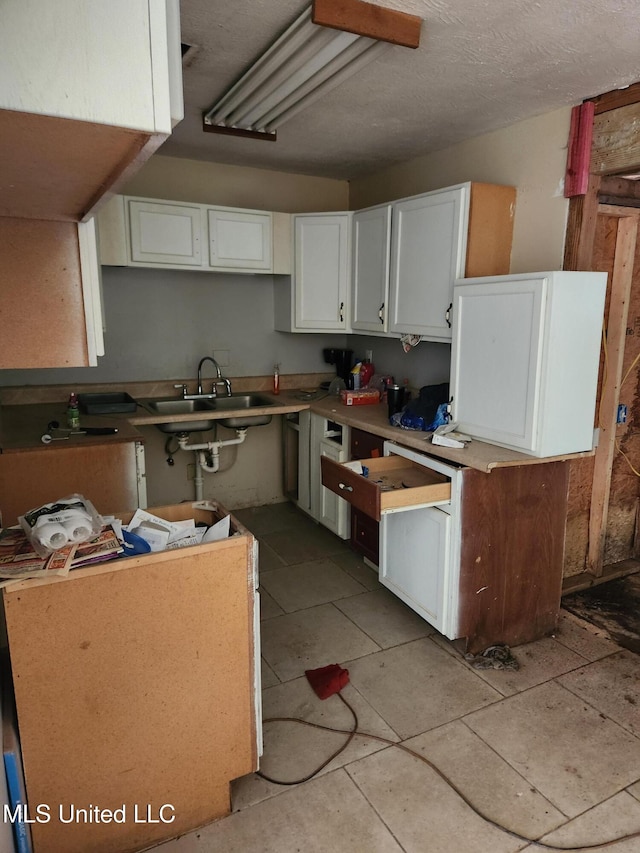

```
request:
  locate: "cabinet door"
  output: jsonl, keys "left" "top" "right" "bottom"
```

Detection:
{"left": 379, "top": 505, "right": 450, "bottom": 634}
{"left": 351, "top": 205, "right": 392, "bottom": 333}
{"left": 208, "top": 209, "right": 272, "bottom": 271}
{"left": 128, "top": 199, "right": 203, "bottom": 267}
{"left": 389, "top": 186, "right": 468, "bottom": 340}
{"left": 451, "top": 277, "right": 546, "bottom": 453}
{"left": 294, "top": 214, "right": 351, "bottom": 331}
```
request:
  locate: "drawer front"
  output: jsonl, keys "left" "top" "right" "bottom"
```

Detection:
{"left": 321, "top": 454, "right": 451, "bottom": 522}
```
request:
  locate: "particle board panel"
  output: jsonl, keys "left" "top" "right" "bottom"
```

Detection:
{"left": 3, "top": 532, "right": 256, "bottom": 853}
{"left": 0, "top": 110, "right": 150, "bottom": 221}
{"left": 0, "top": 217, "right": 89, "bottom": 369}
{"left": 0, "top": 442, "right": 140, "bottom": 527}
{"left": 465, "top": 183, "right": 516, "bottom": 278}
{"left": 458, "top": 462, "right": 569, "bottom": 653}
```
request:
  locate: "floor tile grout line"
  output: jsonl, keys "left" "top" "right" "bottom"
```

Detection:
{"left": 554, "top": 673, "right": 640, "bottom": 744}
{"left": 341, "top": 761, "right": 411, "bottom": 853}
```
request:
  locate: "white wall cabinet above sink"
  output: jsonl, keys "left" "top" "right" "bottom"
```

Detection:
{"left": 98, "top": 195, "right": 280, "bottom": 274}
{"left": 208, "top": 209, "right": 272, "bottom": 271}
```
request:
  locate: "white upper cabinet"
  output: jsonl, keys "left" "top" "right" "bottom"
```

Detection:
{"left": 351, "top": 205, "right": 392, "bottom": 333}
{"left": 0, "top": 0, "right": 180, "bottom": 132}
{"left": 0, "top": 0, "right": 183, "bottom": 222}
{"left": 389, "top": 186, "right": 469, "bottom": 340}
{"left": 275, "top": 213, "right": 352, "bottom": 332}
{"left": 351, "top": 183, "right": 516, "bottom": 342}
{"left": 208, "top": 209, "right": 272, "bottom": 271}
{"left": 129, "top": 200, "right": 203, "bottom": 267}
{"left": 450, "top": 271, "right": 607, "bottom": 457}
{"left": 99, "top": 196, "right": 276, "bottom": 273}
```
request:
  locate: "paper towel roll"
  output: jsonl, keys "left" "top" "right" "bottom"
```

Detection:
{"left": 33, "top": 522, "right": 68, "bottom": 551}
{"left": 60, "top": 510, "right": 93, "bottom": 543}
{"left": 63, "top": 520, "right": 93, "bottom": 543}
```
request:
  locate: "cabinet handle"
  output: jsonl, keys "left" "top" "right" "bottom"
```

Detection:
{"left": 338, "top": 482, "right": 354, "bottom": 492}
{"left": 445, "top": 302, "right": 453, "bottom": 328}
{"left": 339, "top": 302, "right": 344, "bottom": 322}
{"left": 378, "top": 302, "right": 385, "bottom": 324}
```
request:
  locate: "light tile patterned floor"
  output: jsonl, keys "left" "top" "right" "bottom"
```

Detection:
{"left": 158, "top": 503, "right": 640, "bottom": 853}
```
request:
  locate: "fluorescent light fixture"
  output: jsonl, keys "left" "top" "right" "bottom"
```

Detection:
{"left": 202, "top": 1, "right": 421, "bottom": 140}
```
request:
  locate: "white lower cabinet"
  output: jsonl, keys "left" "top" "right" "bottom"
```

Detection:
{"left": 322, "top": 434, "right": 572, "bottom": 651}
{"left": 380, "top": 505, "right": 451, "bottom": 634}
{"left": 321, "top": 441, "right": 461, "bottom": 637}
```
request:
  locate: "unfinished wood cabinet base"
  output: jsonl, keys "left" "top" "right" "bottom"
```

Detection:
{"left": 2, "top": 503, "right": 258, "bottom": 853}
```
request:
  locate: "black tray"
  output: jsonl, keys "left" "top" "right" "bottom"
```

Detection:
{"left": 78, "top": 393, "right": 137, "bottom": 415}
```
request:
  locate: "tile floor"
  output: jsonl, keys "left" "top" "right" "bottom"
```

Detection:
{"left": 159, "top": 502, "right": 640, "bottom": 853}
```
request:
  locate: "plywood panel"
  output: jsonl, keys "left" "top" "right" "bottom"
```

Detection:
{"left": 3, "top": 533, "right": 256, "bottom": 853}
{"left": 0, "top": 110, "right": 150, "bottom": 221}
{"left": 0, "top": 218, "right": 88, "bottom": 369}
{"left": 458, "top": 462, "right": 569, "bottom": 652}
{"left": 0, "top": 442, "right": 140, "bottom": 526}
{"left": 465, "top": 183, "right": 516, "bottom": 277}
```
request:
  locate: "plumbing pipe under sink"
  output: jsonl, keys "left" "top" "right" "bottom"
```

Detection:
{"left": 176, "top": 430, "right": 248, "bottom": 500}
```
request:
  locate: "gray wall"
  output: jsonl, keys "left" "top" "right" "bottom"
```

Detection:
{"left": 0, "top": 267, "right": 351, "bottom": 386}
{"left": 1, "top": 267, "right": 452, "bottom": 389}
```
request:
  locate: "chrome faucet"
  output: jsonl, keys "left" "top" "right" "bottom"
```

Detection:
{"left": 196, "top": 356, "right": 232, "bottom": 398}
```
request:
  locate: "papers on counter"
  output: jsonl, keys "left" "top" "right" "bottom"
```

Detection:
{"left": 122, "top": 508, "right": 231, "bottom": 551}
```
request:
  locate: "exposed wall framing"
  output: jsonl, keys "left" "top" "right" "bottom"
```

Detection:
{"left": 563, "top": 82, "right": 640, "bottom": 590}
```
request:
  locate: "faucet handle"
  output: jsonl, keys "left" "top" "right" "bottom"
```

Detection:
{"left": 173, "top": 383, "right": 188, "bottom": 398}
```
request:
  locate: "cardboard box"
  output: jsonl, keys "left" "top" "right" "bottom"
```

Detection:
{"left": 340, "top": 389, "right": 381, "bottom": 406}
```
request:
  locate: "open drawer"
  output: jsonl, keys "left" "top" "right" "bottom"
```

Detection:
{"left": 321, "top": 445, "right": 452, "bottom": 521}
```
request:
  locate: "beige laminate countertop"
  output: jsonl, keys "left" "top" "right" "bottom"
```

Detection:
{"left": 0, "top": 386, "right": 592, "bottom": 472}
{"left": 303, "top": 394, "right": 593, "bottom": 471}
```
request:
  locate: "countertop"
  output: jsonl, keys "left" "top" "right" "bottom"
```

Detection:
{"left": 0, "top": 384, "right": 592, "bottom": 472}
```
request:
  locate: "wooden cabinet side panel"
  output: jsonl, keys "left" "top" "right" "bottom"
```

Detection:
{"left": 0, "top": 443, "right": 140, "bottom": 527}
{"left": 457, "top": 462, "right": 568, "bottom": 652}
{"left": 466, "top": 183, "right": 516, "bottom": 277}
{"left": 3, "top": 538, "right": 256, "bottom": 853}
{"left": 0, "top": 218, "right": 88, "bottom": 369}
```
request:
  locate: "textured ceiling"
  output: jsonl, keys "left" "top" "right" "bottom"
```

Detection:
{"left": 160, "top": 0, "right": 640, "bottom": 180}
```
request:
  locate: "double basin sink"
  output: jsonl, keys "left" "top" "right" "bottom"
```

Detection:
{"left": 141, "top": 394, "right": 274, "bottom": 433}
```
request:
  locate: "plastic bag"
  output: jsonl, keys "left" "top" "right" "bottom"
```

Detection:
{"left": 19, "top": 494, "right": 103, "bottom": 557}
{"left": 397, "top": 383, "right": 450, "bottom": 432}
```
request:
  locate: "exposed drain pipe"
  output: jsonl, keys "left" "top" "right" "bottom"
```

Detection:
{"left": 176, "top": 430, "right": 248, "bottom": 500}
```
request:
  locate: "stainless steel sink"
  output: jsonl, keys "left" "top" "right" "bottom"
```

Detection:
{"left": 141, "top": 398, "right": 217, "bottom": 433}
{"left": 141, "top": 394, "right": 273, "bottom": 432}
{"left": 212, "top": 394, "right": 274, "bottom": 428}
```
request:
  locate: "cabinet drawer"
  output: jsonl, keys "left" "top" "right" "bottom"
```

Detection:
{"left": 321, "top": 454, "right": 451, "bottom": 521}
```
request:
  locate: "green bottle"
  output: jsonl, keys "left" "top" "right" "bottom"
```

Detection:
{"left": 67, "top": 392, "right": 80, "bottom": 430}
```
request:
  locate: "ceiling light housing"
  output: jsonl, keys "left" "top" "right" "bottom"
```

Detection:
{"left": 202, "top": 0, "right": 421, "bottom": 141}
